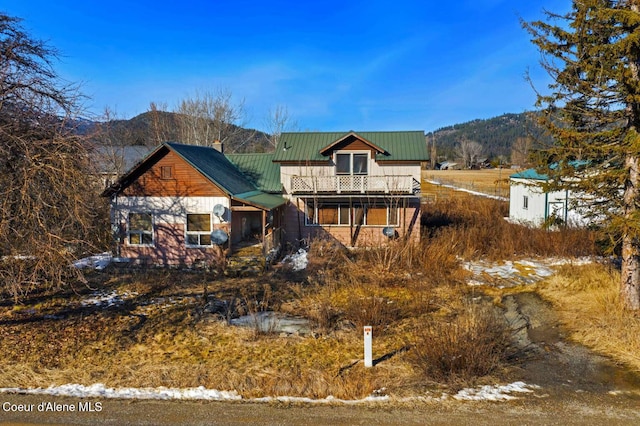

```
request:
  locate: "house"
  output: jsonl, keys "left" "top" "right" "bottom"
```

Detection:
{"left": 272, "top": 131, "right": 428, "bottom": 247}
{"left": 509, "top": 168, "right": 589, "bottom": 227}
{"left": 103, "top": 142, "right": 286, "bottom": 266}
{"left": 103, "top": 130, "right": 429, "bottom": 266}
{"left": 91, "top": 144, "right": 153, "bottom": 189}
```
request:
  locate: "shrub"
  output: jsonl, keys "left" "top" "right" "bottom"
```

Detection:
{"left": 409, "top": 302, "right": 511, "bottom": 386}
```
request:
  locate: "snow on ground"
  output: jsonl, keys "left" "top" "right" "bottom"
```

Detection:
{"left": 72, "top": 252, "right": 112, "bottom": 270}
{"left": 453, "top": 382, "right": 540, "bottom": 401}
{"left": 81, "top": 290, "right": 138, "bottom": 308}
{"left": 0, "top": 381, "right": 540, "bottom": 403}
{"left": 0, "top": 384, "right": 241, "bottom": 401}
{"left": 229, "top": 311, "right": 311, "bottom": 334}
{"left": 281, "top": 248, "right": 308, "bottom": 271}
{"left": 463, "top": 257, "right": 594, "bottom": 288}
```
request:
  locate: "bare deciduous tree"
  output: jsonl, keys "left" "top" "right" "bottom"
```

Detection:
{"left": 510, "top": 137, "right": 533, "bottom": 168}
{"left": 175, "top": 88, "right": 253, "bottom": 151}
{"left": 456, "top": 138, "right": 483, "bottom": 169}
{"left": 148, "top": 101, "right": 171, "bottom": 146}
{"left": 0, "top": 14, "right": 104, "bottom": 300}
{"left": 264, "top": 104, "right": 297, "bottom": 148}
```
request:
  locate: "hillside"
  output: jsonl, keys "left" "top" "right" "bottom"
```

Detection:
{"left": 83, "top": 111, "right": 273, "bottom": 153}
{"left": 428, "top": 112, "right": 551, "bottom": 161}
{"left": 82, "top": 111, "right": 549, "bottom": 160}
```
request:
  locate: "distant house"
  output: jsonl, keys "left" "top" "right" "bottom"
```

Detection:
{"left": 509, "top": 168, "right": 589, "bottom": 227}
{"left": 437, "top": 161, "right": 461, "bottom": 170}
{"left": 103, "top": 130, "right": 429, "bottom": 266}
{"left": 93, "top": 145, "right": 153, "bottom": 188}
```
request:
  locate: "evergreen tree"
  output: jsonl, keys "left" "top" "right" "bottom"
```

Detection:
{"left": 525, "top": 0, "right": 640, "bottom": 309}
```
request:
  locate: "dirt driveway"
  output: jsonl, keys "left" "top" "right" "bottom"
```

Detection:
{"left": 2, "top": 292, "right": 639, "bottom": 425}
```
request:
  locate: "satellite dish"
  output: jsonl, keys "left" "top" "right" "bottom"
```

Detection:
{"left": 213, "top": 204, "right": 226, "bottom": 219}
{"left": 211, "top": 229, "right": 229, "bottom": 245}
{"left": 382, "top": 227, "right": 396, "bottom": 238}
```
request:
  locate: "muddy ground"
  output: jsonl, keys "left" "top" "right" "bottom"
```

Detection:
{"left": 1, "top": 292, "right": 639, "bottom": 425}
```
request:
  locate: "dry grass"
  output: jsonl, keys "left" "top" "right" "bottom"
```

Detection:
{"left": 422, "top": 197, "right": 598, "bottom": 260}
{"left": 0, "top": 196, "right": 606, "bottom": 399}
{"left": 538, "top": 263, "right": 640, "bottom": 372}
{"left": 408, "top": 302, "right": 511, "bottom": 388}
{"left": 423, "top": 169, "right": 511, "bottom": 198}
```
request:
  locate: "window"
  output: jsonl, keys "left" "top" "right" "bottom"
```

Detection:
{"left": 352, "top": 154, "right": 368, "bottom": 175}
{"left": 128, "top": 213, "right": 153, "bottom": 245}
{"left": 304, "top": 199, "right": 399, "bottom": 227}
{"left": 161, "top": 166, "right": 173, "bottom": 179}
{"left": 335, "top": 152, "right": 368, "bottom": 175}
{"left": 318, "top": 206, "right": 338, "bottom": 224}
{"left": 186, "top": 214, "right": 211, "bottom": 246}
{"left": 366, "top": 206, "right": 387, "bottom": 226}
{"left": 523, "top": 196, "right": 529, "bottom": 210}
{"left": 336, "top": 154, "right": 351, "bottom": 175}
{"left": 389, "top": 206, "right": 399, "bottom": 226}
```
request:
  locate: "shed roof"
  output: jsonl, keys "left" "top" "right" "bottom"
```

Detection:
{"left": 510, "top": 168, "right": 548, "bottom": 180}
{"left": 272, "top": 131, "right": 429, "bottom": 162}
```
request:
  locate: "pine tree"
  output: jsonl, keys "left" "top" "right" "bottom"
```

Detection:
{"left": 525, "top": 0, "right": 640, "bottom": 309}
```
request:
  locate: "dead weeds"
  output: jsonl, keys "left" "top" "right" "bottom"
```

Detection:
{"left": 0, "top": 197, "right": 608, "bottom": 399}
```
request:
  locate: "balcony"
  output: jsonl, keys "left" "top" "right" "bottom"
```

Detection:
{"left": 290, "top": 175, "right": 415, "bottom": 194}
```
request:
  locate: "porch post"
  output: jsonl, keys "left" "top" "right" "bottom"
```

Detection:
{"left": 262, "top": 210, "right": 267, "bottom": 258}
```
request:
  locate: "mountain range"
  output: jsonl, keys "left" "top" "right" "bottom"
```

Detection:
{"left": 84, "top": 111, "right": 547, "bottom": 161}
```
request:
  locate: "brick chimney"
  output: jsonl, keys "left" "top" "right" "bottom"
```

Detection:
{"left": 212, "top": 140, "right": 223, "bottom": 153}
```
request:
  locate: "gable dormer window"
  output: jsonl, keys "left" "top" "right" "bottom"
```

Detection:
{"left": 335, "top": 152, "right": 368, "bottom": 175}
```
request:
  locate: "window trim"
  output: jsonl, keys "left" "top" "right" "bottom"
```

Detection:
{"left": 185, "top": 213, "right": 213, "bottom": 247}
{"left": 127, "top": 212, "right": 154, "bottom": 246}
{"left": 334, "top": 151, "right": 370, "bottom": 176}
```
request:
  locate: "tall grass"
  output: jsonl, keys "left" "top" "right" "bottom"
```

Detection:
{"left": 422, "top": 197, "right": 598, "bottom": 260}
{"left": 539, "top": 263, "right": 640, "bottom": 373}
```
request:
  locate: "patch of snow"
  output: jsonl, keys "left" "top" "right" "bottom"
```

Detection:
{"left": 453, "top": 381, "right": 540, "bottom": 401}
{"left": 72, "top": 252, "right": 112, "bottom": 270}
{"left": 81, "top": 290, "right": 137, "bottom": 308}
{"left": 0, "top": 383, "right": 241, "bottom": 401}
{"left": 463, "top": 257, "right": 595, "bottom": 288}
{"left": 281, "top": 248, "right": 308, "bottom": 271}
{"left": 230, "top": 311, "right": 311, "bottom": 334}
{"left": 0, "top": 381, "right": 541, "bottom": 404}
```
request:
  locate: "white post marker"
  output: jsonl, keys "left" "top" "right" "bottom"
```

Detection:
{"left": 364, "top": 326, "right": 373, "bottom": 368}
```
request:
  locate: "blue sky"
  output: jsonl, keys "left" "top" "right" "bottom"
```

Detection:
{"left": 2, "top": 0, "right": 571, "bottom": 133}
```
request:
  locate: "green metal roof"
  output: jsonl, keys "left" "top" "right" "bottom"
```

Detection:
{"left": 234, "top": 190, "right": 287, "bottom": 210}
{"left": 225, "top": 153, "right": 282, "bottom": 193}
{"left": 510, "top": 168, "right": 549, "bottom": 180}
{"left": 166, "top": 142, "right": 256, "bottom": 195}
{"left": 271, "top": 131, "right": 429, "bottom": 162}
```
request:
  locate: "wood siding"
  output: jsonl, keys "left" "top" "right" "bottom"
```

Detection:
{"left": 338, "top": 138, "right": 377, "bottom": 155}
{"left": 123, "top": 150, "right": 226, "bottom": 197}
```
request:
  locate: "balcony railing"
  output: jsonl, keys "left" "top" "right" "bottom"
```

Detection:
{"left": 290, "top": 175, "right": 415, "bottom": 194}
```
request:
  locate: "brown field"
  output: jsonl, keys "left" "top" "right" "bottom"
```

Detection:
{"left": 422, "top": 169, "right": 516, "bottom": 198}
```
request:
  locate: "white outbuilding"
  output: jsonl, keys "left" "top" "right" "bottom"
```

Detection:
{"left": 508, "top": 168, "right": 589, "bottom": 227}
